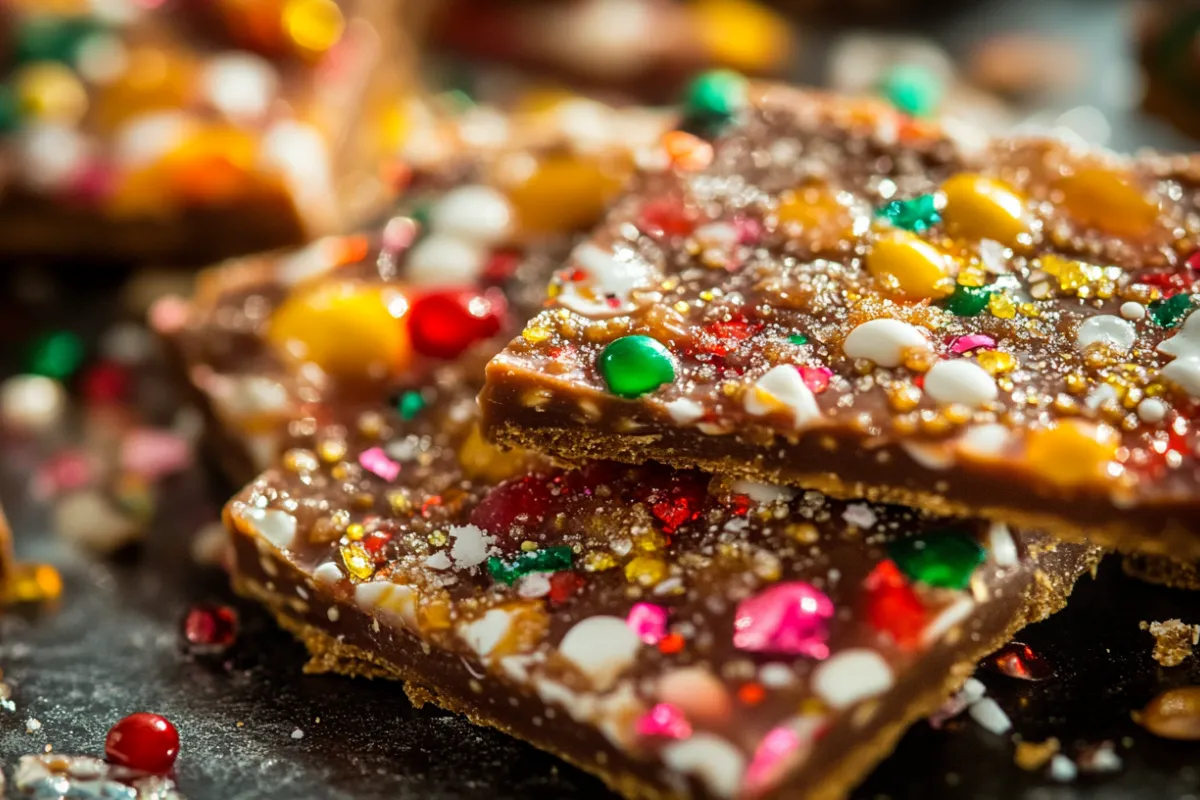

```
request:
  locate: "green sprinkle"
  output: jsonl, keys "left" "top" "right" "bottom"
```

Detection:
{"left": 598, "top": 335, "right": 676, "bottom": 399}
{"left": 1149, "top": 293, "right": 1193, "bottom": 328}
{"left": 879, "top": 63, "right": 944, "bottom": 118}
{"left": 681, "top": 69, "right": 747, "bottom": 135}
{"left": 487, "top": 546, "right": 574, "bottom": 586}
{"left": 397, "top": 391, "right": 426, "bottom": 421}
{"left": 439, "top": 88, "right": 475, "bottom": 113}
{"left": 888, "top": 531, "right": 986, "bottom": 590}
{"left": 15, "top": 17, "right": 102, "bottom": 65}
{"left": 787, "top": 334, "right": 809, "bottom": 345}
{"left": 876, "top": 194, "right": 942, "bottom": 233}
{"left": 27, "top": 331, "right": 85, "bottom": 380}
{"left": 943, "top": 284, "right": 993, "bottom": 317}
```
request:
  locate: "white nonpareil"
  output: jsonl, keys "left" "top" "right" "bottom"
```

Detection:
{"left": 923, "top": 360, "right": 998, "bottom": 407}
{"left": 743, "top": 365, "right": 822, "bottom": 428}
{"left": 1076, "top": 315, "right": 1136, "bottom": 353}
{"left": 842, "top": 319, "right": 929, "bottom": 367}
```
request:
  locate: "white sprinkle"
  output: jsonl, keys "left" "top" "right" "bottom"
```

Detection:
{"left": 664, "top": 397, "right": 705, "bottom": 424}
{"left": 354, "top": 582, "right": 417, "bottom": 630}
{"left": 921, "top": 595, "right": 975, "bottom": 645}
{"left": 406, "top": 234, "right": 487, "bottom": 286}
{"left": 24, "top": 718, "right": 41, "bottom": 734}
{"left": 842, "top": 319, "right": 929, "bottom": 367}
{"left": 661, "top": 733, "right": 746, "bottom": 799}
{"left": 978, "top": 239, "right": 1009, "bottom": 273}
{"left": 326, "top": 606, "right": 339, "bottom": 622}
{"left": 957, "top": 423, "right": 1011, "bottom": 458}
{"left": 291, "top": 728, "right": 304, "bottom": 740}
{"left": 75, "top": 34, "right": 127, "bottom": 84}
{"left": 517, "top": 572, "right": 552, "bottom": 598}
{"left": 758, "top": 663, "right": 796, "bottom": 688}
{"left": 842, "top": 503, "right": 878, "bottom": 530}
{"left": 1161, "top": 358, "right": 1200, "bottom": 398}
{"left": 558, "top": 616, "right": 642, "bottom": 690}
{"left": 962, "top": 677, "right": 987, "bottom": 704}
{"left": 312, "top": 562, "right": 343, "bottom": 585}
{"left": 203, "top": 52, "right": 279, "bottom": 123}
{"left": 1120, "top": 301, "right": 1146, "bottom": 321}
{"left": 115, "top": 112, "right": 193, "bottom": 167}
{"left": 1049, "top": 753, "right": 1078, "bottom": 782}
{"left": 423, "top": 552, "right": 452, "bottom": 570}
{"left": 448, "top": 524, "right": 495, "bottom": 569}
{"left": 0, "top": 375, "right": 66, "bottom": 432}
{"left": 430, "top": 185, "right": 514, "bottom": 245}
{"left": 988, "top": 523, "right": 1018, "bottom": 567}
{"left": 460, "top": 608, "right": 515, "bottom": 658}
{"left": 968, "top": 697, "right": 1011, "bottom": 734}
{"left": 1084, "top": 383, "right": 1120, "bottom": 411}
{"left": 1076, "top": 315, "right": 1136, "bottom": 352}
{"left": 17, "top": 124, "right": 90, "bottom": 192}
{"left": 743, "top": 365, "right": 822, "bottom": 427}
{"left": 241, "top": 507, "right": 297, "bottom": 551}
{"left": 924, "top": 360, "right": 998, "bottom": 407}
{"left": 730, "top": 480, "right": 796, "bottom": 505}
{"left": 811, "top": 649, "right": 893, "bottom": 709}
{"left": 1137, "top": 397, "right": 1168, "bottom": 423}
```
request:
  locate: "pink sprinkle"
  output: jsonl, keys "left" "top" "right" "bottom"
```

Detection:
{"left": 67, "top": 159, "right": 115, "bottom": 206}
{"left": 33, "top": 450, "right": 93, "bottom": 500}
{"left": 626, "top": 602, "right": 669, "bottom": 645}
{"left": 799, "top": 366, "right": 832, "bottom": 394}
{"left": 359, "top": 447, "right": 400, "bottom": 482}
{"left": 949, "top": 333, "right": 996, "bottom": 355}
{"left": 734, "top": 216, "right": 764, "bottom": 244}
{"left": 635, "top": 703, "right": 692, "bottom": 740}
{"left": 381, "top": 216, "right": 418, "bottom": 254}
{"left": 733, "top": 582, "right": 834, "bottom": 659}
{"left": 742, "top": 722, "right": 823, "bottom": 797}
{"left": 120, "top": 428, "right": 192, "bottom": 480}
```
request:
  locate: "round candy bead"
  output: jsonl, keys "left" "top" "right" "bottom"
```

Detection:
{"left": 282, "top": 0, "right": 346, "bottom": 55}
{"left": 501, "top": 153, "right": 625, "bottom": 237}
{"left": 407, "top": 287, "right": 507, "bottom": 359}
{"left": 598, "top": 335, "right": 676, "bottom": 398}
{"left": 692, "top": 0, "right": 790, "bottom": 74}
{"left": 1054, "top": 166, "right": 1159, "bottom": 238}
{"left": 866, "top": 231, "right": 955, "bottom": 300}
{"left": 1023, "top": 420, "right": 1120, "bottom": 488}
{"left": 105, "top": 712, "right": 180, "bottom": 774}
{"left": 681, "top": 69, "right": 747, "bottom": 132}
{"left": 887, "top": 531, "right": 985, "bottom": 590}
{"left": 268, "top": 280, "right": 412, "bottom": 379}
{"left": 940, "top": 173, "right": 1030, "bottom": 249}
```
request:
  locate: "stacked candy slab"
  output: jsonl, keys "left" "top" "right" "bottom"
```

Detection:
{"left": 168, "top": 102, "right": 1101, "bottom": 799}
{"left": 0, "top": 0, "right": 412, "bottom": 262}
{"left": 482, "top": 80, "right": 1200, "bottom": 558}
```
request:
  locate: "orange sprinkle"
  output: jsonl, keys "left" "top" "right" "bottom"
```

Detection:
{"left": 662, "top": 131, "right": 714, "bottom": 172}
{"left": 737, "top": 682, "right": 765, "bottom": 705}
{"left": 657, "top": 632, "right": 685, "bottom": 654}
{"left": 334, "top": 234, "right": 370, "bottom": 267}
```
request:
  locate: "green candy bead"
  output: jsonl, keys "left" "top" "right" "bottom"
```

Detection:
{"left": 879, "top": 64, "right": 944, "bottom": 118}
{"left": 28, "top": 331, "right": 85, "bottom": 380}
{"left": 943, "top": 284, "right": 993, "bottom": 317}
{"left": 787, "top": 333, "right": 808, "bottom": 345}
{"left": 887, "top": 530, "right": 985, "bottom": 590}
{"left": 487, "top": 546, "right": 574, "bottom": 586}
{"left": 598, "top": 335, "right": 676, "bottom": 399}
{"left": 681, "top": 69, "right": 747, "bottom": 133}
{"left": 1149, "top": 293, "right": 1193, "bottom": 328}
{"left": 397, "top": 390, "right": 426, "bottom": 421}
{"left": 876, "top": 193, "right": 942, "bottom": 233}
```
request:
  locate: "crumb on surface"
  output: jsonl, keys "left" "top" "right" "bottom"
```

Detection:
{"left": 1014, "top": 738, "right": 1060, "bottom": 771}
{"left": 1139, "top": 619, "right": 1198, "bottom": 667}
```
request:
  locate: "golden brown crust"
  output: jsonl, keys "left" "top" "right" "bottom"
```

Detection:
{"left": 1123, "top": 554, "right": 1200, "bottom": 590}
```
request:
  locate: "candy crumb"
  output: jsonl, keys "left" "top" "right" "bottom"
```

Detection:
{"left": 1014, "top": 738, "right": 1060, "bottom": 771}
{"left": 24, "top": 718, "right": 41, "bottom": 734}
{"left": 968, "top": 697, "right": 1012, "bottom": 735}
{"left": 291, "top": 728, "right": 304, "bottom": 740}
{"left": 1139, "top": 619, "right": 1198, "bottom": 667}
{"left": 1049, "top": 753, "right": 1078, "bottom": 783}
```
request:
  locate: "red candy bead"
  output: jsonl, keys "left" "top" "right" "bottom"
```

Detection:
{"left": 483, "top": 248, "right": 523, "bottom": 283}
{"left": 638, "top": 469, "right": 708, "bottom": 536}
{"left": 183, "top": 605, "right": 238, "bottom": 654}
{"left": 548, "top": 571, "right": 585, "bottom": 606}
{"left": 105, "top": 712, "right": 180, "bottom": 774}
{"left": 983, "top": 641, "right": 1054, "bottom": 681}
{"left": 408, "top": 288, "right": 507, "bottom": 360}
{"left": 864, "top": 559, "right": 928, "bottom": 650}
{"left": 638, "top": 195, "right": 696, "bottom": 239}
{"left": 469, "top": 474, "right": 556, "bottom": 550}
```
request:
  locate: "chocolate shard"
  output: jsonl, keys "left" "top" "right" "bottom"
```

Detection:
{"left": 481, "top": 83, "right": 1200, "bottom": 558}
{"left": 226, "top": 372, "right": 1099, "bottom": 800}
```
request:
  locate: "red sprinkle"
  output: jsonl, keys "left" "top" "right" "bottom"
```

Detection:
{"left": 657, "top": 632, "right": 685, "bottom": 654}
{"left": 105, "top": 713, "right": 180, "bottom": 774}
{"left": 408, "top": 288, "right": 507, "bottom": 360}
{"left": 80, "top": 361, "right": 131, "bottom": 404}
{"left": 864, "top": 559, "right": 928, "bottom": 650}
{"left": 183, "top": 605, "right": 238, "bottom": 654}
{"left": 548, "top": 571, "right": 585, "bottom": 606}
{"left": 638, "top": 195, "right": 696, "bottom": 239}
{"left": 470, "top": 475, "right": 557, "bottom": 551}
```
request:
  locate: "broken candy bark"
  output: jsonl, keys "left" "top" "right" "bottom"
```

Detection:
{"left": 226, "top": 372, "right": 1098, "bottom": 800}
{"left": 483, "top": 81, "right": 1200, "bottom": 558}
{"left": 155, "top": 101, "right": 663, "bottom": 482}
{"left": 0, "top": 0, "right": 413, "bottom": 263}
{"left": 428, "top": 0, "right": 793, "bottom": 98}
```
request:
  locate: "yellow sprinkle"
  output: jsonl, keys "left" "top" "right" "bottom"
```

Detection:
{"left": 520, "top": 541, "right": 538, "bottom": 552}
{"left": 387, "top": 490, "right": 412, "bottom": 514}
{"left": 317, "top": 439, "right": 347, "bottom": 463}
{"left": 340, "top": 543, "right": 374, "bottom": 581}
{"left": 522, "top": 325, "right": 552, "bottom": 344}
{"left": 624, "top": 556, "right": 667, "bottom": 586}
{"left": 987, "top": 293, "right": 1017, "bottom": 319}
{"left": 976, "top": 350, "right": 1016, "bottom": 374}
{"left": 345, "top": 523, "right": 365, "bottom": 541}
{"left": 583, "top": 552, "right": 618, "bottom": 572}
{"left": 283, "top": 0, "right": 345, "bottom": 54}
{"left": 427, "top": 530, "right": 448, "bottom": 547}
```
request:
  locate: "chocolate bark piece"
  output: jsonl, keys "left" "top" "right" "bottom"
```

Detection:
{"left": 1123, "top": 554, "right": 1200, "bottom": 589}
{"left": 226, "top": 373, "right": 1099, "bottom": 800}
{"left": 154, "top": 101, "right": 664, "bottom": 482}
{"left": 428, "top": 0, "right": 793, "bottom": 98}
{"left": 0, "top": 0, "right": 413, "bottom": 263}
{"left": 482, "top": 82, "right": 1200, "bottom": 558}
